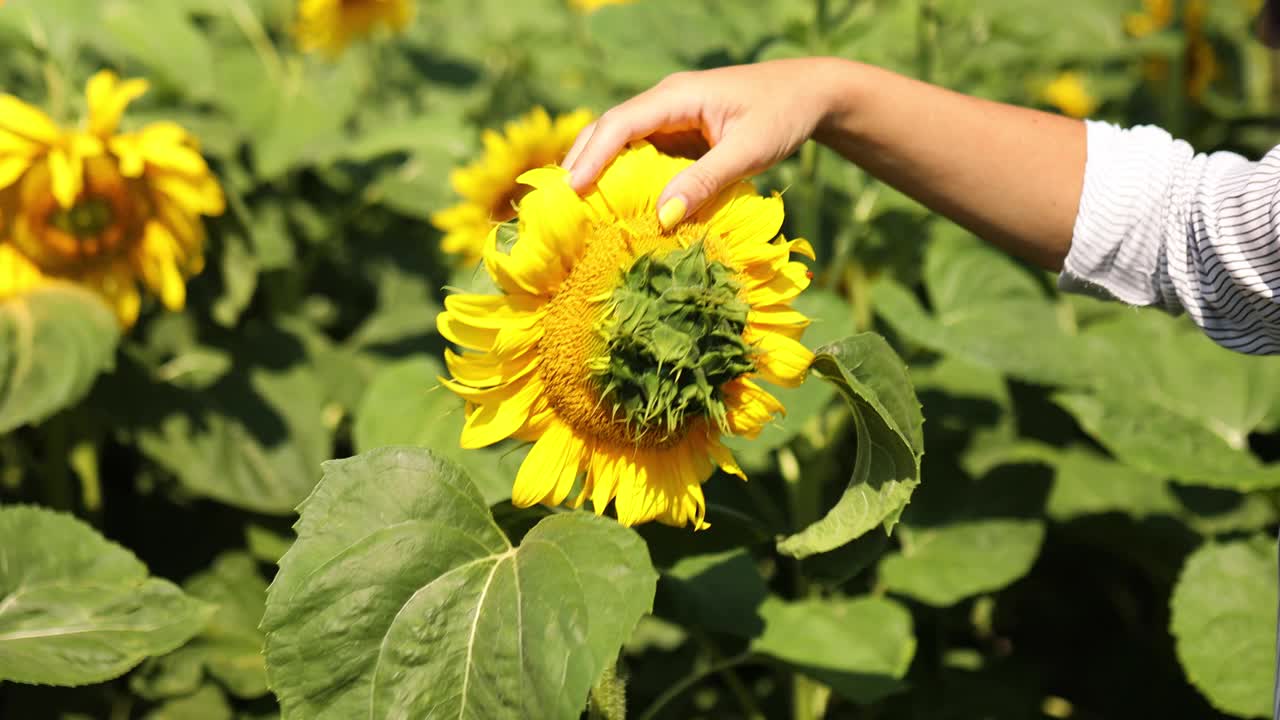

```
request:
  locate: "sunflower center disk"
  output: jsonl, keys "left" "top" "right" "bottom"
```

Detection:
{"left": 50, "top": 198, "right": 115, "bottom": 239}
{"left": 589, "top": 240, "right": 755, "bottom": 443}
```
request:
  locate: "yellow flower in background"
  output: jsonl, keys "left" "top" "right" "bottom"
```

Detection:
{"left": 1040, "top": 72, "right": 1100, "bottom": 119}
{"left": 432, "top": 107, "right": 592, "bottom": 265}
{"left": 438, "top": 141, "right": 814, "bottom": 530}
{"left": 1124, "top": 0, "right": 1174, "bottom": 38}
{"left": 569, "top": 0, "right": 634, "bottom": 12}
{"left": 0, "top": 71, "right": 224, "bottom": 326}
{"left": 1125, "top": 0, "right": 1218, "bottom": 102}
{"left": 295, "top": 0, "right": 414, "bottom": 56}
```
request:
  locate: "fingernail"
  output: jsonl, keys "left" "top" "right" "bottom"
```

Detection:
{"left": 658, "top": 196, "right": 686, "bottom": 230}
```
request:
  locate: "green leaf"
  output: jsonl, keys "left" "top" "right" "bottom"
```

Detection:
{"left": 879, "top": 465, "right": 1048, "bottom": 606}
{"left": 97, "top": 1, "right": 214, "bottom": 100}
{"left": 777, "top": 333, "right": 924, "bottom": 558}
{"left": 753, "top": 595, "right": 916, "bottom": 704}
{"left": 1054, "top": 391, "right": 1280, "bottom": 492}
{"left": 352, "top": 356, "right": 518, "bottom": 504}
{"left": 128, "top": 323, "right": 334, "bottom": 514}
{"left": 0, "top": 505, "right": 213, "bottom": 686}
{"left": 0, "top": 287, "right": 119, "bottom": 433}
{"left": 871, "top": 229, "right": 1108, "bottom": 388}
{"left": 142, "top": 684, "right": 233, "bottom": 720}
{"left": 1046, "top": 446, "right": 1180, "bottom": 522}
{"left": 132, "top": 553, "right": 268, "bottom": 701}
{"left": 262, "top": 447, "right": 658, "bottom": 720}
{"left": 658, "top": 549, "right": 767, "bottom": 637}
{"left": 880, "top": 519, "right": 1045, "bottom": 607}
{"left": 1170, "top": 535, "right": 1278, "bottom": 719}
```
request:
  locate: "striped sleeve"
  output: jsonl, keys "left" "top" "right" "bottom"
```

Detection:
{"left": 1059, "top": 120, "right": 1280, "bottom": 355}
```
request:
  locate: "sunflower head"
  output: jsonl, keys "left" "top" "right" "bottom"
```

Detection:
{"left": 438, "top": 141, "right": 815, "bottom": 530}
{"left": 569, "top": 0, "right": 635, "bottom": 12}
{"left": 432, "top": 107, "right": 592, "bottom": 266}
{"left": 295, "top": 0, "right": 416, "bottom": 57}
{"left": 0, "top": 70, "right": 223, "bottom": 326}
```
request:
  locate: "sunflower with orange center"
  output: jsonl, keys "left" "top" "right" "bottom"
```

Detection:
{"left": 438, "top": 141, "right": 814, "bottom": 529}
{"left": 432, "top": 107, "right": 592, "bottom": 265}
{"left": 295, "top": 0, "right": 415, "bottom": 56}
{"left": 0, "top": 71, "right": 224, "bottom": 326}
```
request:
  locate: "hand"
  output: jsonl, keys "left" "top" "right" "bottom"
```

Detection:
{"left": 561, "top": 58, "right": 842, "bottom": 229}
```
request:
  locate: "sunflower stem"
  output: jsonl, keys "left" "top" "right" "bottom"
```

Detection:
{"left": 692, "top": 629, "right": 766, "bottom": 720}
{"left": 635, "top": 651, "right": 759, "bottom": 720}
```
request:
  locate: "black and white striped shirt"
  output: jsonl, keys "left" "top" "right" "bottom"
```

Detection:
{"left": 1061, "top": 120, "right": 1280, "bottom": 355}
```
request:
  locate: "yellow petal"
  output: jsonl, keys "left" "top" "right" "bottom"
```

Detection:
{"left": 723, "top": 378, "right": 786, "bottom": 438}
{"left": 748, "top": 327, "right": 814, "bottom": 388}
{"left": 438, "top": 310, "right": 500, "bottom": 352}
{"left": 0, "top": 243, "right": 48, "bottom": 299}
{"left": 706, "top": 436, "right": 747, "bottom": 482}
{"left": 701, "top": 187, "right": 786, "bottom": 253}
{"left": 458, "top": 374, "right": 542, "bottom": 449}
{"left": 512, "top": 421, "right": 587, "bottom": 507}
{"left": 133, "top": 221, "right": 187, "bottom": 311}
{"left": 86, "top": 71, "right": 149, "bottom": 138}
{"left": 444, "top": 348, "right": 539, "bottom": 387}
{"left": 515, "top": 166, "right": 592, "bottom": 261}
{"left": 442, "top": 292, "right": 542, "bottom": 329}
{"left": 47, "top": 148, "right": 82, "bottom": 209}
{"left": 0, "top": 154, "right": 33, "bottom": 191}
{"left": 583, "top": 140, "right": 687, "bottom": 221}
{"left": 0, "top": 95, "right": 60, "bottom": 145}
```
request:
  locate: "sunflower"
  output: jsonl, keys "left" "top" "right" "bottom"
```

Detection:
{"left": 569, "top": 0, "right": 635, "bottom": 12}
{"left": 1125, "top": 0, "right": 1218, "bottom": 102}
{"left": 1040, "top": 72, "right": 1100, "bottom": 119}
{"left": 438, "top": 141, "right": 814, "bottom": 529}
{"left": 0, "top": 70, "right": 224, "bottom": 326}
{"left": 432, "top": 107, "right": 592, "bottom": 266}
{"left": 294, "top": 0, "right": 415, "bottom": 56}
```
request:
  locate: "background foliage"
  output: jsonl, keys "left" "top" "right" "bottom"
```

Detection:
{"left": 2, "top": 0, "right": 1280, "bottom": 718}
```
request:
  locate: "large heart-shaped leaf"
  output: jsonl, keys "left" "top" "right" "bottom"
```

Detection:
{"left": 1170, "top": 535, "right": 1278, "bottom": 719}
{"left": 0, "top": 286, "right": 119, "bottom": 433}
{"left": 262, "top": 447, "right": 658, "bottom": 720}
{"left": 0, "top": 505, "right": 212, "bottom": 686}
{"left": 777, "top": 333, "right": 924, "bottom": 558}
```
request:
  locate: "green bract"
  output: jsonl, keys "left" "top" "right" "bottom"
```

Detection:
{"left": 590, "top": 240, "right": 755, "bottom": 440}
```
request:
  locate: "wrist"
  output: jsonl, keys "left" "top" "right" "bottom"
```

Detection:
{"left": 810, "top": 57, "right": 875, "bottom": 148}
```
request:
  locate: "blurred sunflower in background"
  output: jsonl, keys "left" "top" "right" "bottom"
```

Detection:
{"left": 569, "top": 0, "right": 635, "bottom": 12}
{"left": 432, "top": 106, "right": 592, "bottom": 265}
{"left": 1126, "top": 0, "right": 1218, "bottom": 102}
{"left": 0, "top": 71, "right": 224, "bottom": 326}
{"left": 438, "top": 141, "right": 814, "bottom": 529}
{"left": 294, "top": 0, "right": 415, "bottom": 56}
{"left": 1039, "top": 71, "right": 1100, "bottom": 118}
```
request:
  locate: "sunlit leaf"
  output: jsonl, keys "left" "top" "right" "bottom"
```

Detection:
{"left": 753, "top": 595, "right": 915, "bottom": 704}
{"left": 262, "top": 447, "right": 658, "bottom": 720}
{"left": 1170, "top": 535, "right": 1278, "bottom": 719}
{"left": 777, "top": 333, "right": 923, "bottom": 558}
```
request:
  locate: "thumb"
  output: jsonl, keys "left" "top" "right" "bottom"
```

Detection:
{"left": 656, "top": 134, "right": 761, "bottom": 230}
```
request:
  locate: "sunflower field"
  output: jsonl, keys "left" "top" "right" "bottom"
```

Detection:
{"left": 2, "top": 0, "right": 1280, "bottom": 718}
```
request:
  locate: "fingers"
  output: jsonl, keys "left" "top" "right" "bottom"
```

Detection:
{"left": 562, "top": 78, "right": 700, "bottom": 192}
{"left": 656, "top": 132, "right": 761, "bottom": 230}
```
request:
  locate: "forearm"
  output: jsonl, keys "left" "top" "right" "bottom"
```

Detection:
{"left": 812, "top": 58, "right": 1086, "bottom": 271}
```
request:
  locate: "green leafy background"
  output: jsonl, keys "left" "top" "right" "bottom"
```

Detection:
{"left": 1, "top": 0, "right": 1278, "bottom": 718}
